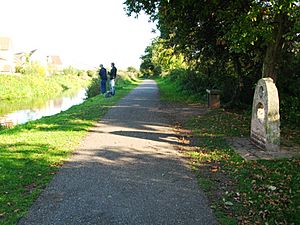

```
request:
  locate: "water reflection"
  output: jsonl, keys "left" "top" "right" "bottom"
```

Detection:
{"left": 0, "top": 89, "right": 87, "bottom": 126}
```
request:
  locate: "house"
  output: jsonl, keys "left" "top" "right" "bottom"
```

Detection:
{"left": 47, "top": 55, "right": 63, "bottom": 75}
{"left": 0, "top": 37, "right": 15, "bottom": 73}
{"left": 47, "top": 55, "right": 62, "bottom": 69}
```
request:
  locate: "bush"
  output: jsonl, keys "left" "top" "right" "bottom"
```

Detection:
{"left": 126, "top": 67, "right": 141, "bottom": 78}
{"left": 167, "top": 68, "right": 209, "bottom": 96}
{"left": 86, "top": 77, "right": 100, "bottom": 98}
{"left": 18, "top": 61, "right": 47, "bottom": 76}
{"left": 280, "top": 95, "right": 300, "bottom": 128}
{"left": 63, "top": 66, "right": 81, "bottom": 76}
{"left": 0, "top": 73, "right": 91, "bottom": 101}
{"left": 87, "top": 70, "right": 96, "bottom": 77}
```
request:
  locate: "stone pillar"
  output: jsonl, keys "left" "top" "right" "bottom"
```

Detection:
{"left": 206, "top": 89, "right": 221, "bottom": 109}
{"left": 251, "top": 78, "right": 280, "bottom": 151}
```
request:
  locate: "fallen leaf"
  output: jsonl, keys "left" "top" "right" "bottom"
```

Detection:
{"left": 210, "top": 166, "right": 219, "bottom": 173}
{"left": 224, "top": 201, "right": 234, "bottom": 206}
{"left": 267, "top": 185, "right": 277, "bottom": 191}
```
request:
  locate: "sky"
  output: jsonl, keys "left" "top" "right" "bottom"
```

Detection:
{"left": 0, "top": 0, "right": 157, "bottom": 69}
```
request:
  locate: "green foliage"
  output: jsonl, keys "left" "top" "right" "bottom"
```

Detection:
{"left": 140, "top": 38, "right": 186, "bottom": 78}
{"left": 117, "top": 69, "right": 141, "bottom": 86}
{"left": 0, "top": 74, "right": 90, "bottom": 101}
{"left": 156, "top": 75, "right": 207, "bottom": 104}
{"left": 86, "top": 77, "right": 100, "bottom": 98}
{"left": 140, "top": 44, "right": 159, "bottom": 77}
{"left": 277, "top": 49, "right": 300, "bottom": 128}
{"left": 62, "top": 66, "right": 82, "bottom": 77}
{"left": 129, "top": 0, "right": 300, "bottom": 126}
{"left": 280, "top": 95, "right": 300, "bottom": 128}
{"left": 87, "top": 70, "right": 96, "bottom": 77}
{"left": 126, "top": 66, "right": 140, "bottom": 77}
{"left": 17, "top": 61, "right": 47, "bottom": 76}
{"left": 125, "top": 0, "right": 299, "bottom": 66}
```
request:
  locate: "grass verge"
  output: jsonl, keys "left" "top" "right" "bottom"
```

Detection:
{"left": 155, "top": 76, "right": 206, "bottom": 103}
{"left": 0, "top": 78, "right": 139, "bottom": 225}
{"left": 0, "top": 73, "right": 90, "bottom": 101}
{"left": 156, "top": 76, "right": 300, "bottom": 225}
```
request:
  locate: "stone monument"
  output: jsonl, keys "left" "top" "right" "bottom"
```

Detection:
{"left": 251, "top": 78, "right": 280, "bottom": 151}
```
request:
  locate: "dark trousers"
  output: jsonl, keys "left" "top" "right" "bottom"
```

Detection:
{"left": 100, "top": 79, "right": 107, "bottom": 94}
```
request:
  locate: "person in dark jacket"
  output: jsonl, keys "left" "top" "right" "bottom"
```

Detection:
{"left": 99, "top": 64, "right": 107, "bottom": 94}
{"left": 108, "top": 62, "right": 117, "bottom": 96}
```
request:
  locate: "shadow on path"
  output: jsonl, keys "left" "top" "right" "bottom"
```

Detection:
{"left": 19, "top": 80, "right": 216, "bottom": 225}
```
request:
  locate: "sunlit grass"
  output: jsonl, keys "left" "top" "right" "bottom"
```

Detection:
{"left": 156, "top": 76, "right": 206, "bottom": 103}
{"left": 0, "top": 77, "right": 138, "bottom": 225}
{"left": 0, "top": 73, "right": 90, "bottom": 101}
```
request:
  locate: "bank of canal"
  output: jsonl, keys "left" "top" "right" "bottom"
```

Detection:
{"left": 0, "top": 89, "right": 87, "bottom": 127}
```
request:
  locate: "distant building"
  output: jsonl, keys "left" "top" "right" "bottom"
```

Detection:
{"left": 47, "top": 55, "right": 63, "bottom": 75}
{"left": 47, "top": 55, "right": 62, "bottom": 69}
{"left": 0, "top": 37, "right": 15, "bottom": 73}
{"left": 0, "top": 37, "right": 63, "bottom": 75}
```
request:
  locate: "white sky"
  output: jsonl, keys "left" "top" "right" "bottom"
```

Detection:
{"left": 0, "top": 0, "right": 157, "bottom": 69}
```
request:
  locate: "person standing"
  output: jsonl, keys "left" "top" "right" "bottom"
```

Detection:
{"left": 109, "top": 62, "right": 117, "bottom": 96}
{"left": 99, "top": 64, "right": 107, "bottom": 94}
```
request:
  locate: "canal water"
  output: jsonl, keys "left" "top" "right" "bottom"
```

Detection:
{"left": 0, "top": 89, "right": 87, "bottom": 126}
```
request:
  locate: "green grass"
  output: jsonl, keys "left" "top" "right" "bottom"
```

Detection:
{"left": 157, "top": 76, "right": 300, "bottom": 225}
{"left": 0, "top": 78, "right": 138, "bottom": 225}
{"left": 186, "top": 111, "right": 300, "bottom": 224}
{"left": 155, "top": 76, "right": 206, "bottom": 103}
{"left": 0, "top": 73, "right": 90, "bottom": 101}
{"left": 186, "top": 109, "right": 250, "bottom": 138}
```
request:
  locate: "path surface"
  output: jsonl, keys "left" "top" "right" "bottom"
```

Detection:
{"left": 19, "top": 80, "right": 216, "bottom": 225}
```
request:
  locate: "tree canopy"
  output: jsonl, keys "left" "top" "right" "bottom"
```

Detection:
{"left": 125, "top": 0, "right": 299, "bottom": 80}
{"left": 124, "top": 0, "right": 300, "bottom": 125}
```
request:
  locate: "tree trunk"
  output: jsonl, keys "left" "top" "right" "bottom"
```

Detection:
{"left": 224, "top": 54, "right": 243, "bottom": 108}
{"left": 262, "top": 13, "right": 288, "bottom": 82}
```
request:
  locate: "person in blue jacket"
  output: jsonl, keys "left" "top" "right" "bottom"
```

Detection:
{"left": 99, "top": 64, "right": 107, "bottom": 94}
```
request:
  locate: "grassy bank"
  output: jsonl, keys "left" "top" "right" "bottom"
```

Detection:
{"left": 0, "top": 75, "right": 139, "bottom": 224}
{"left": 156, "top": 75, "right": 206, "bottom": 104}
{"left": 0, "top": 73, "right": 90, "bottom": 101}
{"left": 156, "top": 77, "right": 300, "bottom": 224}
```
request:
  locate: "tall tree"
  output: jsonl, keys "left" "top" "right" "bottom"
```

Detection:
{"left": 124, "top": 0, "right": 300, "bottom": 82}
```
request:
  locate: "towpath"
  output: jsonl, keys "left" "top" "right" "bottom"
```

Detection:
{"left": 19, "top": 80, "right": 216, "bottom": 225}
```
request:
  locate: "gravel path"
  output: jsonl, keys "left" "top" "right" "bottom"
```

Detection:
{"left": 19, "top": 80, "right": 216, "bottom": 225}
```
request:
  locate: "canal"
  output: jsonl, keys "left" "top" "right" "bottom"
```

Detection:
{"left": 0, "top": 89, "right": 87, "bottom": 127}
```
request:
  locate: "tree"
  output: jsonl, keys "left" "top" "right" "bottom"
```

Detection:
{"left": 222, "top": 1, "right": 300, "bottom": 82}
{"left": 139, "top": 38, "right": 186, "bottom": 77}
{"left": 124, "top": 0, "right": 300, "bottom": 82}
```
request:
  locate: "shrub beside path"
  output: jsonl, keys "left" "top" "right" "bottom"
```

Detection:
{"left": 19, "top": 80, "right": 216, "bottom": 225}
